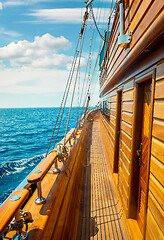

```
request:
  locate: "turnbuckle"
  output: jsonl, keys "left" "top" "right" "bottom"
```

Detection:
{"left": 7, "top": 208, "right": 33, "bottom": 240}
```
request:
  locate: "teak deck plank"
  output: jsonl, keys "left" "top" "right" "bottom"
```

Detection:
{"left": 78, "top": 119, "right": 125, "bottom": 239}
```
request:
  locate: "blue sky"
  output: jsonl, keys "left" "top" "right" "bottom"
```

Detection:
{"left": 0, "top": 0, "right": 112, "bottom": 108}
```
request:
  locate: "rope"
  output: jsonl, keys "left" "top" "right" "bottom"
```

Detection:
{"left": 79, "top": 2, "right": 101, "bottom": 118}
{"left": 80, "top": 0, "right": 107, "bottom": 115}
{"left": 90, "top": 6, "right": 107, "bottom": 41}
{"left": 46, "top": 0, "right": 118, "bottom": 155}
{"left": 46, "top": 36, "right": 81, "bottom": 155}
{"left": 90, "top": 0, "right": 117, "bottom": 43}
{"left": 52, "top": 9, "right": 90, "bottom": 149}
{"left": 75, "top": 10, "right": 93, "bottom": 128}
{"left": 78, "top": 0, "right": 118, "bottom": 118}
{"left": 75, "top": 62, "right": 81, "bottom": 129}
{"left": 82, "top": 46, "right": 101, "bottom": 111}
{"left": 52, "top": 46, "right": 79, "bottom": 148}
{"left": 64, "top": 23, "right": 87, "bottom": 144}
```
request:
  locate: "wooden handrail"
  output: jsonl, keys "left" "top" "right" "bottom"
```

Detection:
{"left": 61, "top": 128, "right": 75, "bottom": 145}
{"left": 27, "top": 152, "right": 57, "bottom": 184}
{"left": 0, "top": 189, "right": 29, "bottom": 236}
{"left": 27, "top": 128, "right": 75, "bottom": 204}
{"left": 0, "top": 128, "right": 77, "bottom": 234}
{"left": 27, "top": 149, "right": 58, "bottom": 204}
{"left": 27, "top": 128, "right": 75, "bottom": 184}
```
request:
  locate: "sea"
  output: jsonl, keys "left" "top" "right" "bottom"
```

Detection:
{"left": 0, "top": 107, "right": 81, "bottom": 205}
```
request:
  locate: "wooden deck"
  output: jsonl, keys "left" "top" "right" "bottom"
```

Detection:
{"left": 2, "top": 115, "right": 127, "bottom": 240}
{"left": 77, "top": 118, "right": 125, "bottom": 240}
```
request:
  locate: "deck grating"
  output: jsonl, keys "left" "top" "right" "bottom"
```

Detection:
{"left": 78, "top": 119, "right": 125, "bottom": 240}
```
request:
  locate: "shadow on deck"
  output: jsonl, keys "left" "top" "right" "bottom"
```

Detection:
{"left": 77, "top": 118, "right": 125, "bottom": 240}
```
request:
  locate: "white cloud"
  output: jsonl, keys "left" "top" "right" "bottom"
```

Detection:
{"left": 0, "top": 33, "right": 72, "bottom": 68}
{"left": 10, "top": 53, "right": 74, "bottom": 69}
{"left": 27, "top": 8, "right": 84, "bottom": 24}
{"left": 0, "top": 66, "right": 100, "bottom": 108}
{"left": 0, "top": 2, "right": 2, "bottom": 9}
{"left": 0, "top": 66, "right": 88, "bottom": 97}
{"left": 0, "top": 34, "right": 70, "bottom": 59}
{"left": 34, "top": 34, "right": 70, "bottom": 50}
{"left": 0, "top": 33, "right": 88, "bottom": 100}
{"left": 0, "top": 67, "right": 69, "bottom": 94}
{"left": 3, "top": 0, "right": 52, "bottom": 7}
{"left": 26, "top": 8, "right": 111, "bottom": 24}
{"left": 3, "top": 1, "right": 24, "bottom": 6}
{"left": 0, "top": 27, "right": 21, "bottom": 37}
{"left": 0, "top": 33, "right": 86, "bottom": 70}
{"left": 3, "top": 0, "right": 90, "bottom": 7}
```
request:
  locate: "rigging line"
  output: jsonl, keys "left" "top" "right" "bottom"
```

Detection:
{"left": 46, "top": 52, "right": 79, "bottom": 156}
{"left": 80, "top": 35, "right": 102, "bottom": 116}
{"left": 46, "top": 37, "right": 81, "bottom": 156}
{"left": 103, "top": 0, "right": 115, "bottom": 56}
{"left": 79, "top": 4, "right": 101, "bottom": 116}
{"left": 81, "top": 64, "right": 97, "bottom": 117}
{"left": 80, "top": 0, "right": 102, "bottom": 118}
{"left": 75, "top": 60, "right": 81, "bottom": 128}
{"left": 90, "top": 0, "right": 117, "bottom": 43}
{"left": 102, "top": 0, "right": 107, "bottom": 30}
{"left": 98, "top": 1, "right": 118, "bottom": 85}
{"left": 90, "top": 6, "right": 107, "bottom": 41}
{"left": 91, "top": 0, "right": 104, "bottom": 41}
{"left": 78, "top": 13, "right": 94, "bottom": 118}
{"left": 64, "top": 23, "right": 87, "bottom": 145}
{"left": 80, "top": 0, "right": 104, "bottom": 110}
{"left": 102, "top": 0, "right": 112, "bottom": 45}
{"left": 52, "top": 45, "right": 80, "bottom": 149}
{"left": 75, "top": 9, "right": 89, "bottom": 128}
{"left": 81, "top": 38, "right": 103, "bottom": 114}
{"left": 99, "top": 0, "right": 109, "bottom": 61}
{"left": 64, "top": 26, "right": 86, "bottom": 139}
{"left": 75, "top": 9, "right": 95, "bottom": 124}
{"left": 90, "top": 61, "right": 99, "bottom": 105}
{"left": 81, "top": 0, "right": 84, "bottom": 24}
{"left": 61, "top": 9, "right": 90, "bottom": 130}
{"left": 53, "top": 8, "right": 90, "bottom": 149}
{"left": 81, "top": 0, "right": 117, "bottom": 112}
{"left": 79, "top": 43, "right": 94, "bottom": 117}
{"left": 85, "top": 50, "right": 99, "bottom": 104}
{"left": 97, "top": 0, "right": 105, "bottom": 26}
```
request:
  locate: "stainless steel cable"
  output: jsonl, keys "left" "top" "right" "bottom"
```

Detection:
{"left": 46, "top": 37, "right": 81, "bottom": 155}
{"left": 64, "top": 24, "right": 87, "bottom": 144}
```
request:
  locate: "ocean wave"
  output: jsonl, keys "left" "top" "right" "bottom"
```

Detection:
{"left": 2, "top": 129, "right": 52, "bottom": 140}
{"left": 0, "top": 107, "right": 81, "bottom": 204}
{"left": 0, "top": 154, "right": 45, "bottom": 178}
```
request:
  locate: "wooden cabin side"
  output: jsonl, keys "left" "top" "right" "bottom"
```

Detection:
{"left": 100, "top": 0, "right": 163, "bottom": 93}
{"left": 99, "top": 0, "right": 164, "bottom": 239}
{"left": 146, "top": 62, "right": 164, "bottom": 239}
{"left": 100, "top": 58, "right": 164, "bottom": 240}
